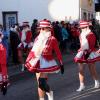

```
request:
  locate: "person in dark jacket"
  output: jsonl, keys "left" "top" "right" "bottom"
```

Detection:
{"left": 31, "top": 19, "right": 38, "bottom": 40}
{"left": 9, "top": 24, "right": 20, "bottom": 64}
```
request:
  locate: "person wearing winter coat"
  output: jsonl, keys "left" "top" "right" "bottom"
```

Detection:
{"left": 0, "top": 31, "right": 8, "bottom": 95}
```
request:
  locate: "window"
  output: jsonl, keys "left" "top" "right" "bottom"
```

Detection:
{"left": 2, "top": 11, "right": 18, "bottom": 31}
{"left": 83, "top": 12, "right": 87, "bottom": 20}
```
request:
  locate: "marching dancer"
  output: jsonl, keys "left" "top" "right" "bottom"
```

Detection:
{"left": 0, "top": 31, "right": 8, "bottom": 95}
{"left": 74, "top": 20, "right": 100, "bottom": 92}
{"left": 25, "top": 19, "right": 64, "bottom": 100}
{"left": 18, "top": 22, "right": 33, "bottom": 71}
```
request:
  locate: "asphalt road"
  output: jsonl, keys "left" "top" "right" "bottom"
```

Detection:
{"left": 0, "top": 54, "right": 100, "bottom": 100}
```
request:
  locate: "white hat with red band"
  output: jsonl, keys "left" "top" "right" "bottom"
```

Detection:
{"left": 38, "top": 20, "right": 52, "bottom": 28}
{"left": 79, "top": 20, "right": 92, "bottom": 28}
{"left": 22, "top": 21, "right": 29, "bottom": 27}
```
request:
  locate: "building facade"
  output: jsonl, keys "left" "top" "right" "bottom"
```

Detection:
{"left": 80, "top": 0, "right": 95, "bottom": 20}
{"left": 0, "top": 0, "right": 95, "bottom": 30}
{"left": 95, "top": 1, "right": 100, "bottom": 23}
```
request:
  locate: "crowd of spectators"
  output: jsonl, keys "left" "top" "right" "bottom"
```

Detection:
{"left": 0, "top": 18, "right": 100, "bottom": 66}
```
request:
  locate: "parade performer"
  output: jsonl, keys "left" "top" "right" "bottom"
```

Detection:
{"left": 74, "top": 20, "right": 100, "bottom": 92}
{"left": 18, "top": 22, "right": 33, "bottom": 71}
{"left": 0, "top": 32, "right": 8, "bottom": 95}
{"left": 25, "top": 19, "right": 64, "bottom": 100}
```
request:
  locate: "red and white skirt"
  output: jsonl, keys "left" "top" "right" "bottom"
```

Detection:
{"left": 74, "top": 50, "right": 100, "bottom": 63}
{"left": 25, "top": 54, "right": 60, "bottom": 73}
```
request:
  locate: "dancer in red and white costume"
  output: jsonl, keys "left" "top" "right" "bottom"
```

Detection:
{"left": 0, "top": 32, "right": 8, "bottom": 95}
{"left": 25, "top": 19, "right": 64, "bottom": 100}
{"left": 18, "top": 22, "right": 33, "bottom": 71}
{"left": 74, "top": 21, "right": 100, "bottom": 92}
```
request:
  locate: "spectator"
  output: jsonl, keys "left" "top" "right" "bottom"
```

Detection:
{"left": 61, "top": 23, "right": 69, "bottom": 53}
{"left": 9, "top": 24, "right": 20, "bottom": 64}
{"left": 31, "top": 19, "right": 38, "bottom": 40}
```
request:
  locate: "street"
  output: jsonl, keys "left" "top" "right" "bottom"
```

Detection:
{"left": 0, "top": 54, "right": 100, "bottom": 100}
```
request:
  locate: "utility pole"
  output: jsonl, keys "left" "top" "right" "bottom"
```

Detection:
{"left": 79, "top": 0, "right": 81, "bottom": 20}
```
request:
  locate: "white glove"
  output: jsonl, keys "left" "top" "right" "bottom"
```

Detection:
{"left": 23, "top": 42, "right": 27, "bottom": 48}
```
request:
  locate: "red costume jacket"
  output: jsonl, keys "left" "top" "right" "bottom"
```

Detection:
{"left": 74, "top": 32, "right": 100, "bottom": 63}
{"left": 19, "top": 31, "right": 32, "bottom": 43}
{"left": 25, "top": 36, "right": 63, "bottom": 72}
{"left": 0, "top": 43, "right": 6, "bottom": 64}
{"left": 78, "top": 32, "right": 96, "bottom": 52}
{"left": 18, "top": 30, "right": 33, "bottom": 49}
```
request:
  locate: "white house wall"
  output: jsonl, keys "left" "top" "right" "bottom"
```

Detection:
{"left": 81, "top": 0, "right": 95, "bottom": 11}
{"left": 80, "top": 0, "right": 95, "bottom": 20}
{"left": 0, "top": 0, "right": 53, "bottom": 25}
{"left": 0, "top": 0, "right": 80, "bottom": 25}
{"left": 0, "top": 0, "right": 19, "bottom": 24}
{"left": 18, "top": 0, "right": 54, "bottom": 25}
{"left": 0, "top": 0, "right": 95, "bottom": 26}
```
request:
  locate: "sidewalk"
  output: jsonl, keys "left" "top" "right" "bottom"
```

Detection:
{"left": 8, "top": 53, "right": 75, "bottom": 79}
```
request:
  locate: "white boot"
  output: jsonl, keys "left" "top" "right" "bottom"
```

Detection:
{"left": 46, "top": 91, "right": 54, "bottom": 100}
{"left": 94, "top": 80, "right": 100, "bottom": 88}
{"left": 21, "top": 64, "right": 24, "bottom": 72}
{"left": 76, "top": 85, "right": 85, "bottom": 92}
{"left": 39, "top": 97, "right": 45, "bottom": 100}
{"left": 76, "top": 83, "right": 85, "bottom": 92}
